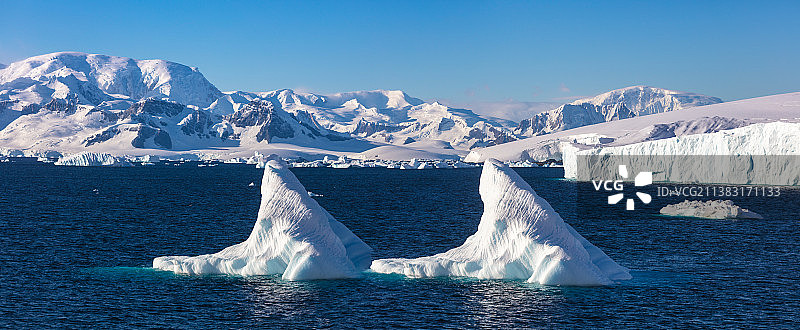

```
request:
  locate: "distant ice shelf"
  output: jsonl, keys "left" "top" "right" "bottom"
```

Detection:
{"left": 563, "top": 122, "right": 800, "bottom": 185}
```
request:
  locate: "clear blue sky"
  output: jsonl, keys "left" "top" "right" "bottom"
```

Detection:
{"left": 1, "top": 0, "right": 798, "bottom": 105}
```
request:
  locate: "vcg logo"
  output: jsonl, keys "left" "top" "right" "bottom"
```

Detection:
{"left": 592, "top": 165, "right": 652, "bottom": 210}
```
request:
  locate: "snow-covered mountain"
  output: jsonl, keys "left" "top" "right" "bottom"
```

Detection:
{"left": 6, "top": 52, "right": 786, "bottom": 163}
{"left": 451, "top": 100, "right": 560, "bottom": 123}
{"left": 209, "top": 88, "right": 517, "bottom": 150}
{"left": 514, "top": 86, "right": 722, "bottom": 136}
{"left": 466, "top": 92, "right": 800, "bottom": 163}
{"left": 0, "top": 52, "right": 516, "bottom": 157}
{"left": 0, "top": 52, "right": 222, "bottom": 111}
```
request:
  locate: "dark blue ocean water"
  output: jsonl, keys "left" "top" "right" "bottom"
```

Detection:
{"left": 1, "top": 163, "right": 799, "bottom": 328}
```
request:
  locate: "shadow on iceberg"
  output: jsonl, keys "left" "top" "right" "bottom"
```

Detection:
{"left": 371, "top": 159, "right": 632, "bottom": 286}
{"left": 153, "top": 156, "right": 372, "bottom": 280}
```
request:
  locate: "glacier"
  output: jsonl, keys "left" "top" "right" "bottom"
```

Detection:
{"left": 153, "top": 156, "right": 372, "bottom": 280}
{"left": 370, "top": 159, "right": 631, "bottom": 286}
{"left": 563, "top": 122, "right": 800, "bottom": 185}
{"left": 660, "top": 200, "right": 763, "bottom": 220}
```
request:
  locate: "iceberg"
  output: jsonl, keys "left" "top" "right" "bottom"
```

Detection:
{"left": 563, "top": 122, "right": 800, "bottom": 185}
{"left": 370, "top": 159, "right": 631, "bottom": 286}
{"left": 660, "top": 200, "right": 763, "bottom": 219}
{"left": 54, "top": 152, "right": 132, "bottom": 167}
{"left": 153, "top": 156, "right": 372, "bottom": 280}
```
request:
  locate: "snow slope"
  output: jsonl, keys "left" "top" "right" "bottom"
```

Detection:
{"left": 514, "top": 86, "right": 722, "bottom": 137}
{"left": 354, "top": 144, "right": 463, "bottom": 161}
{"left": 466, "top": 92, "right": 800, "bottom": 163}
{"left": 452, "top": 100, "right": 560, "bottom": 123}
{"left": 370, "top": 159, "right": 631, "bottom": 286}
{"left": 153, "top": 157, "right": 372, "bottom": 279}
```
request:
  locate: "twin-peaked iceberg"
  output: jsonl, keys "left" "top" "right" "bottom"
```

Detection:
{"left": 155, "top": 156, "right": 630, "bottom": 285}
{"left": 153, "top": 156, "right": 372, "bottom": 280}
{"left": 370, "top": 159, "right": 631, "bottom": 286}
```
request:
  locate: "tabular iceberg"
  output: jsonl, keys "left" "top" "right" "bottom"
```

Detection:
{"left": 54, "top": 152, "right": 132, "bottom": 167}
{"left": 153, "top": 156, "right": 372, "bottom": 280}
{"left": 660, "top": 200, "right": 763, "bottom": 219}
{"left": 562, "top": 122, "right": 800, "bottom": 185}
{"left": 370, "top": 159, "right": 631, "bottom": 286}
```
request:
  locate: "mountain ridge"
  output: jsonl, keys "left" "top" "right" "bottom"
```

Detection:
{"left": 514, "top": 86, "right": 722, "bottom": 136}
{"left": 0, "top": 52, "right": 733, "bottom": 159}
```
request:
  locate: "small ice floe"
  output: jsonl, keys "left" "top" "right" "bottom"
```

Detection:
{"left": 248, "top": 182, "right": 256, "bottom": 187}
{"left": 307, "top": 191, "right": 323, "bottom": 197}
{"left": 330, "top": 163, "right": 351, "bottom": 169}
{"left": 660, "top": 200, "right": 764, "bottom": 219}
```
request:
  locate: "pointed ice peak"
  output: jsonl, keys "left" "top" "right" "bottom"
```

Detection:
{"left": 262, "top": 154, "right": 286, "bottom": 168}
{"left": 153, "top": 153, "right": 372, "bottom": 280}
{"left": 371, "top": 158, "right": 631, "bottom": 286}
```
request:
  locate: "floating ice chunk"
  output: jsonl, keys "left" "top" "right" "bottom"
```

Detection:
{"left": 154, "top": 156, "right": 372, "bottom": 280}
{"left": 660, "top": 200, "right": 763, "bottom": 219}
{"left": 451, "top": 161, "right": 476, "bottom": 168}
{"left": 433, "top": 161, "right": 451, "bottom": 169}
{"left": 330, "top": 163, "right": 351, "bottom": 169}
{"left": 371, "top": 159, "right": 631, "bottom": 286}
{"left": 307, "top": 191, "right": 323, "bottom": 197}
{"left": 54, "top": 152, "right": 132, "bottom": 167}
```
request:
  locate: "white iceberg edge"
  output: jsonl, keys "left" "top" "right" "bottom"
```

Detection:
{"left": 370, "top": 159, "right": 631, "bottom": 286}
{"left": 153, "top": 156, "right": 372, "bottom": 280}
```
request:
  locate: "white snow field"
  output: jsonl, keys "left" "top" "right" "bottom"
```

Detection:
{"left": 153, "top": 157, "right": 372, "bottom": 280}
{"left": 54, "top": 152, "right": 132, "bottom": 167}
{"left": 660, "top": 200, "right": 763, "bottom": 220}
{"left": 563, "top": 122, "right": 800, "bottom": 185}
{"left": 370, "top": 159, "right": 631, "bottom": 286}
